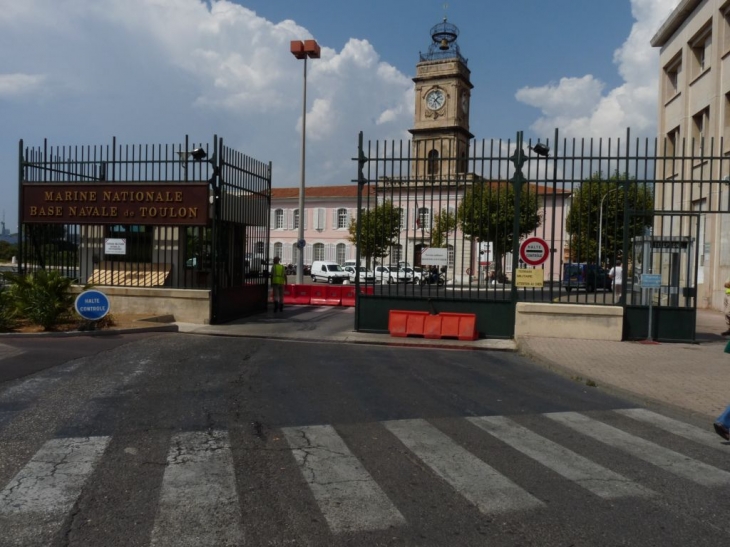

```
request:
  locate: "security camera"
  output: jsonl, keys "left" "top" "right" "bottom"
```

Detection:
{"left": 531, "top": 143, "right": 550, "bottom": 157}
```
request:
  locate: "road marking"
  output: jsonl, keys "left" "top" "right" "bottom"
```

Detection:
{"left": 0, "top": 436, "right": 110, "bottom": 546}
{"left": 0, "top": 343, "right": 23, "bottom": 362}
{"left": 150, "top": 430, "right": 243, "bottom": 547}
{"left": 545, "top": 412, "right": 730, "bottom": 487}
{"left": 614, "top": 408, "right": 730, "bottom": 451}
{"left": 468, "top": 415, "right": 653, "bottom": 499}
{"left": 384, "top": 418, "right": 543, "bottom": 515}
{"left": 282, "top": 424, "right": 405, "bottom": 533}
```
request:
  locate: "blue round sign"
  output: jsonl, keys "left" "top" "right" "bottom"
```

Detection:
{"left": 75, "top": 290, "right": 111, "bottom": 321}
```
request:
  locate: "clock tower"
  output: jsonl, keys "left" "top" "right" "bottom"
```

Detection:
{"left": 410, "top": 18, "right": 473, "bottom": 181}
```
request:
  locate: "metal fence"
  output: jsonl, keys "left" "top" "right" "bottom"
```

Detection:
{"left": 354, "top": 129, "right": 730, "bottom": 339}
{"left": 17, "top": 136, "right": 272, "bottom": 323}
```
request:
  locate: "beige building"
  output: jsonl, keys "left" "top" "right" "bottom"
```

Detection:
{"left": 651, "top": 0, "right": 730, "bottom": 312}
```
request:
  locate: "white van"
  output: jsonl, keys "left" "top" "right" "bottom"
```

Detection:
{"left": 342, "top": 259, "right": 364, "bottom": 269}
{"left": 311, "top": 261, "right": 350, "bottom": 284}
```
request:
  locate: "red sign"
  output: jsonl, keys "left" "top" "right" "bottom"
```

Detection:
{"left": 519, "top": 237, "right": 550, "bottom": 267}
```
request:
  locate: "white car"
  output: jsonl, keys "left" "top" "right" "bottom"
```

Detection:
{"left": 343, "top": 266, "right": 375, "bottom": 283}
{"left": 374, "top": 266, "right": 413, "bottom": 284}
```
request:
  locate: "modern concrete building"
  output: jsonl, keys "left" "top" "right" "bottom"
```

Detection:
{"left": 651, "top": 0, "right": 730, "bottom": 312}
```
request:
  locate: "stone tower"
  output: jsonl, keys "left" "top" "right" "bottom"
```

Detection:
{"left": 410, "top": 18, "right": 473, "bottom": 181}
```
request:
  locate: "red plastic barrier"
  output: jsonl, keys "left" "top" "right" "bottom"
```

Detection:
{"left": 341, "top": 286, "right": 356, "bottom": 307}
{"left": 360, "top": 285, "right": 375, "bottom": 295}
{"left": 388, "top": 310, "right": 428, "bottom": 338}
{"left": 310, "top": 285, "right": 327, "bottom": 306}
{"left": 324, "top": 286, "right": 343, "bottom": 306}
{"left": 291, "top": 284, "right": 311, "bottom": 305}
{"left": 423, "top": 314, "right": 442, "bottom": 339}
{"left": 283, "top": 284, "right": 297, "bottom": 305}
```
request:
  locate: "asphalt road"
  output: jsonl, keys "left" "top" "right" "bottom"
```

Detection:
{"left": 1, "top": 333, "right": 729, "bottom": 546}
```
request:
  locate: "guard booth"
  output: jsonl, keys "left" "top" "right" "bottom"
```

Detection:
{"left": 629, "top": 235, "right": 695, "bottom": 307}
{"left": 17, "top": 136, "right": 272, "bottom": 324}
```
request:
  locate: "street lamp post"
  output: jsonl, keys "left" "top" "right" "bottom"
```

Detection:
{"left": 290, "top": 39, "right": 320, "bottom": 285}
{"left": 598, "top": 187, "right": 620, "bottom": 267}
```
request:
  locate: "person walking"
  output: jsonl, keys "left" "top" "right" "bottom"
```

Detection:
{"left": 609, "top": 259, "right": 623, "bottom": 301}
{"left": 722, "top": 272, "right": 730, "bottom": 336}
{"left": 270, "top": 256, "right": 287, "bottom": 312}
{"left": 713, "top": 405, "right": 730, "bottom": 440}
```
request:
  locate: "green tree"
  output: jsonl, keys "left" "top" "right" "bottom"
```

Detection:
{"left": 565, "top": 172, "right": 654, "bottom": 265}
{"left": 348, "top": 200, "right": 402, "bottom": 268}
{"left": 430, "top": 210, "right": 457, "bottom": 247}
{"left": 0, "top": 241, "right": 18, "bottom": 262}
{"left": 458, "top": 182, "right": 542, "bottom": 277}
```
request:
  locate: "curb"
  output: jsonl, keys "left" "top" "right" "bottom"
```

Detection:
{"left": 0, "top": 324, "right": 178, "bottom": 339}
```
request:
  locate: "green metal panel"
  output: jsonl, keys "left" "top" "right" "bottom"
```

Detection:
{"left": 623, "top": 306, "right": 696, "bottom": 343}
{"left": 356, "top": 295, "right": 514, "bottom": 338}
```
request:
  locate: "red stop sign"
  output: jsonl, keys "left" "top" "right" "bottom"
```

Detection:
{"left": 519, "top": 237, "right": 549, "bottom": 266}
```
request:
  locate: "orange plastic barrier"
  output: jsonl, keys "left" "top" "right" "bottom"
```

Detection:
{"left": 423, "top": 312, "right": 478, "bottom": 341}
{"left": 291, "top": 284, "right": 311, "bottom": 305}
{"left": 388, "top": 310, "right": 429, "bottom": 338}
{"left": 324, "top": 286, "right": 343, "bottom": 306}
{"left": 310, "top": 285, "right": 327, "bottom": 306}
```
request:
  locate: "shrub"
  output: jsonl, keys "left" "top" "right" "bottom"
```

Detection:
{"left": 0, "top": 282, "right": 17, "bottom": 332}
{"left": 3, "top": 270, "right": 74, "bottom": 330}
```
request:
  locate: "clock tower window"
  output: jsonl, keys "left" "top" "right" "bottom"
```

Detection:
{"left": 427, "top": 150, "right": 440, "bottom": 175}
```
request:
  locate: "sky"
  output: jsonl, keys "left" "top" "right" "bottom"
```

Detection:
{"left": 0, "top": 0, "right": 682, "bottom": 232}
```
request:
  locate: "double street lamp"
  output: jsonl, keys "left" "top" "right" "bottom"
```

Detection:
{"left": 290, "top": 39, "right": 320, "bottom": 284}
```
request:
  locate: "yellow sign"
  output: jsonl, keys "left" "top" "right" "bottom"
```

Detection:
{"left": 515, "top": 268, "right": 544, "bottom": 288}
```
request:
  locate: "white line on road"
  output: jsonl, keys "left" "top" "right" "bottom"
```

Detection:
{"left": 150, "top": 430, "right": 243, "bottom": 547}
{"left": 545, "top": 412, "right": 730, "bottom": 487}
{"left": 384, "top": 418, "right": 543, "bottom": 515}
{"left": 468, "top": 415, "right": 653, "bottom": 499}
{"left": 282, "top": 424, "right": 405, "bottom": 533}
{"left": 614, "top": 408, "right": 730, "bottom": 451}
{"left": 0, "top": 436, "right": 111, "bottom": 547}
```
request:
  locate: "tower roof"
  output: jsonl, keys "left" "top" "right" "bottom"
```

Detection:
{"left": 419, "top": 18, "right": 467, "bottom": 65}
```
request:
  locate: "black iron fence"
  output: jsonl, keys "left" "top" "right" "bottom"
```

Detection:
{"left": 17, "top": 136, "right": 272, "bottom": 322}
{"left": 354, "top": 129, "right": 730, "bottom": 338}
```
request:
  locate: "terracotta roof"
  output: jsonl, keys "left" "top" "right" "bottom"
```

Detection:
{"left": 271, "top": 185, "right": 371, "bottom": 199}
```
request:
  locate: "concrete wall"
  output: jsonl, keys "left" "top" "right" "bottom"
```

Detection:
{"left": 515, "top": 302, "right": 623, "bottom": 341}
{"left": 71, "top": 286, "right": 210, "bottom": 324}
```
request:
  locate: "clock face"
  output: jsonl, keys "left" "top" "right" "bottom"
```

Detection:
{"left": 461, "top": 94, "right": 469, "bottom": 113}
{"left": 426, "top": 89, "right": 445, "bottom": 111}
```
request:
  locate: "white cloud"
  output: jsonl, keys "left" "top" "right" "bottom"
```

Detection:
{"left": 0, "top": 74, "right": 46, "bottom": 97}
{"left": 516, "top": 0, "right": 680, "bottom": 140}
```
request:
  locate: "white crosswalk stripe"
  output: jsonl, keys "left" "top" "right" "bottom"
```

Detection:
{"left": 150, "top": 430, "right": 243, "bottom": 547}
{"left": 384, "top": 418, "right": 544, "bottom": 515}
{"left": 468, "top": 415, "right": 654, "bottom": 499}
{"left": 0, "top": 436, "right": 110, "bottom": 547}
{"left": 281, "top": 424, "right": 406, "bottom": 533}
{"left": 545, "top": 411, "right": 730, "bottom": 487}
{"left": 614, "top": 408, "right": 729, "bottom": 451}
{"left": 2, "top": 408, "right": 730, "bottom": 544}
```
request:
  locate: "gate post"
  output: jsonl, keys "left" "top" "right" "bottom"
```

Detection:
{"left": 508, "top": 131, "right": 528, "bottom": 304}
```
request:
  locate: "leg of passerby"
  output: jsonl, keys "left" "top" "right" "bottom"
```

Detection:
{"left": 713, "top": 405, "right": 730, "bottom": 440}
{"left": 273, "top": 284, "right": 284, "bottom": 312}
{"left": 723, "top": 294, "right": 730, "bottom": 335}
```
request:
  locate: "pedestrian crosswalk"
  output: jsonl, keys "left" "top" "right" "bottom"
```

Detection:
{"left": 0, "top": 408, "right": 728, "bottom": 545}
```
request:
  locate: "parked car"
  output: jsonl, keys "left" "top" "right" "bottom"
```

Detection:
{"left": 562, "top": 263, "right": 611, "bottom": 292}
{"left": 311, "top": 261, "right": 349, "bottom": 284}
{"left": 398, "top": 267, "right": 418, "bottom": 283}
{"left": 343, "top": 266, "right": 375, "bottom": 283}
{"left": 373, "top": 265, "right": 393, "bottom": 284}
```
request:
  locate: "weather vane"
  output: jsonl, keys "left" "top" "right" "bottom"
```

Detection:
{"left": 443, "top": 2, "right": 449, "bottom": 21}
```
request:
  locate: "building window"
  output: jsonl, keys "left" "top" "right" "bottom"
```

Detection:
{"left": 293, "top": 209, "right": 300, "bottom": 230}
{"left": 690, "top": 25, "right": 711, "bottom": 79}
{"left": 337, "top": 208, "right": 348, "bottom": 229}
{"left": 447, "top": 244, "right": 455, "bottom": 269}
{"left": 663, "top": 55, "right": 680, "bottom": 101}
{"left": 275, "top": 209, "right": 284, "bottom": 229}
{"left": 724, "top": 7, "right": 730, "bottom": 53}
{"left": 256, "top": 241, "right": 265, "bottom": 254}
{"left": 390, "top": 244, "right": 402, "bottom": 263}
{"left": 313, "top": 243, "right": 325, "bottom": 261}
{"left": 724, "top": 93, "right": 730, "bottom": 153}
{"left": 336, "top": 243, "right": 346, "bottom": 265}
{"left": 274, "top": 242, "right": 283, "bottom": 260}
{"left": 314, "top": 208, "right": 326, "bottom": 230}
{"left": 397, "top": 208, "right": 405, "bottom": 231}
{"left": 692, "top": 107, "right": 710, "bottom": 157}
{"left": 427, "top": 149, "right": 440, "bottom": 175}
{"left": 417, "top": 207, "right": 430, "bottom": 230}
